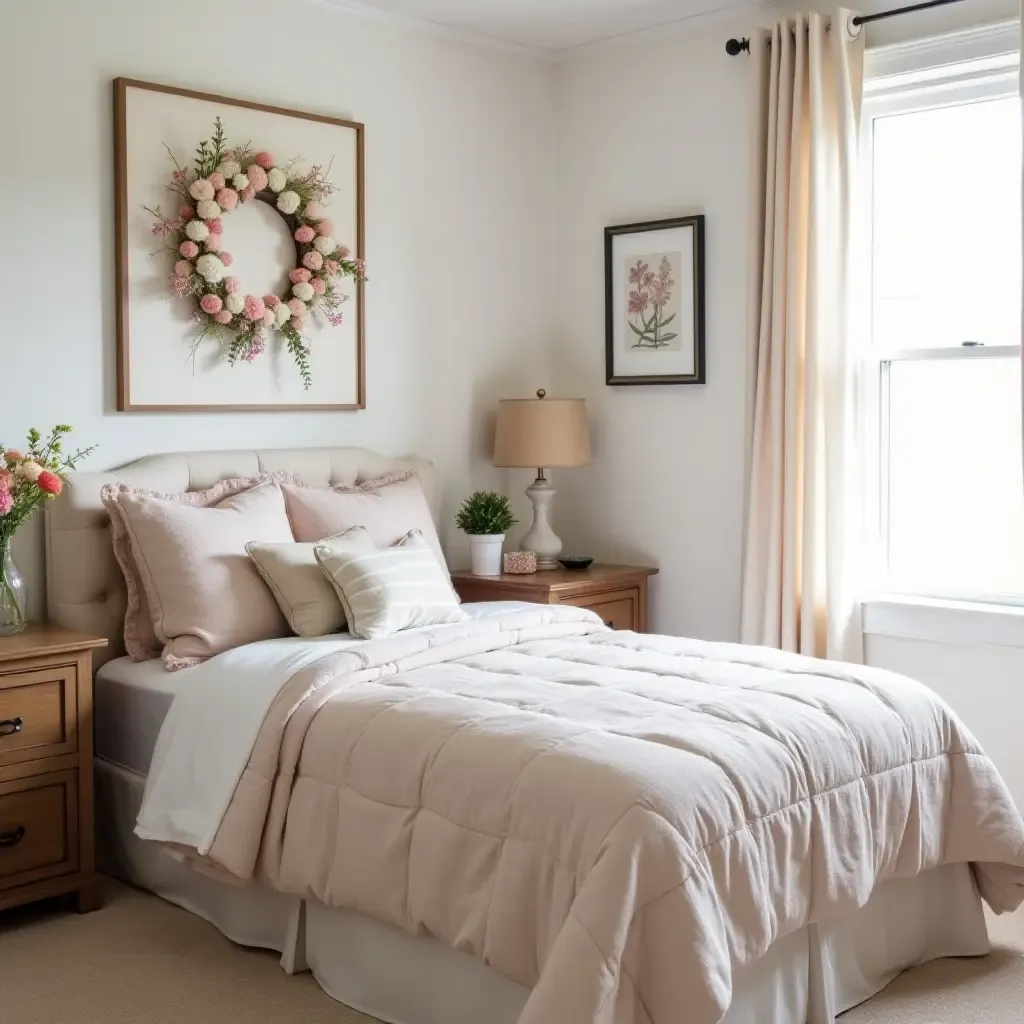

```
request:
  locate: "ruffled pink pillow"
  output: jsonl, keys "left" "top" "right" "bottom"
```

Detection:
{"left": 101, "top": 472, "right": 293, "bottom": 661}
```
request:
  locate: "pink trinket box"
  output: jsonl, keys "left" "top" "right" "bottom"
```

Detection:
{"left": 503, "top": 551, "right": 537, "bottom": 574}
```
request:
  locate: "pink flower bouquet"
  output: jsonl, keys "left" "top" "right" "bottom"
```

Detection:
{"left": 0, "top": 425, "right": 95, "bottom": 635}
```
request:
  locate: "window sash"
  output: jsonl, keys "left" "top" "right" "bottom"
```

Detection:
{"left": 861, "top": 47, "right": 1022, "bottom": 605}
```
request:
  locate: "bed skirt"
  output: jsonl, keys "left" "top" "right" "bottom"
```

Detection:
{"left": 95, "top": 757, "right": 991, "bottom": 1024}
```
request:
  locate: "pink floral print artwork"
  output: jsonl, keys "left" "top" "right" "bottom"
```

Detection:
{"left": 625, "top": 252, "right": 681, "bottom": 350}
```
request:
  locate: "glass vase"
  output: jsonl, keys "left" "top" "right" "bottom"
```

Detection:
{"left": 0, "top": 535, "right": 26, "bottom": 636}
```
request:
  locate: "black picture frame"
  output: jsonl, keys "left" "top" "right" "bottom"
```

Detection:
{"left": 604, "top": 214, "right": 706, "bottom": 386}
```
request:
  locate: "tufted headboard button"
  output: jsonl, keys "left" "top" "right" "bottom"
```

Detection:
{"left": 95, "top": 591, "right": 108, "bottom": 604}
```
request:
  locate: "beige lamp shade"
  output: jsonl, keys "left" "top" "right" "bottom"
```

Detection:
{"left": 493, "top": 390, "right": 590, "bottom": 469}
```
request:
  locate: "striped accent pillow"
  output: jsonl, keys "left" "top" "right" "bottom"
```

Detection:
{"left": 314, "top": 528, "right": 468, "bottom": 639}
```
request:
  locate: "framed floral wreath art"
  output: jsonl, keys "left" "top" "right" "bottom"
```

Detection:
{"left": 114, "top": 78, "right": 365, "bottom": 411}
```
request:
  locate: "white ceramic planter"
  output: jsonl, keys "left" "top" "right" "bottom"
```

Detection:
{"left": 469, "top": 534, "right": 505, "bottom": 576}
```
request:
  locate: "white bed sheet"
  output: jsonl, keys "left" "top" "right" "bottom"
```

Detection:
{"left": 97, "top": 759, "right": 992, "bottom": 1024}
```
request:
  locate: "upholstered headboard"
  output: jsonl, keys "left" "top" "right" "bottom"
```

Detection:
{"left": 45, "top": 447, "right": 438, "bottom": 667}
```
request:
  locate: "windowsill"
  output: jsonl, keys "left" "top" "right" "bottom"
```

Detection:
{"left": 862, "top": 594, "right": 1024, "bottom": 650}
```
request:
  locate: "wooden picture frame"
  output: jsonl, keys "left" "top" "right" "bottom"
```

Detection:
{"left": 113, "top": 77, "right": 365, "bottom": 411}
{"left": 604, "top": 215, "right": 706, "bottom": 386}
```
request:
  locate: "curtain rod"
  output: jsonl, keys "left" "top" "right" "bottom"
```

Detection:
{"left": 725, "top": 0, "right": 968, "bottom": 55}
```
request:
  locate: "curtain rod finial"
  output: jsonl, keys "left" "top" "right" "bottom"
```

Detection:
{"left": 725, "top": 37, "right": 751, "bottom": 56}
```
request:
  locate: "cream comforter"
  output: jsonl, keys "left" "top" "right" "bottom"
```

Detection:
{"left": 139, "top": 606, "right": 1024, "bottom": 1024}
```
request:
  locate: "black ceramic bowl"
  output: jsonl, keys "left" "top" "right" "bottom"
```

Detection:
{"left": 558, "top": 556, "right": 594, "bottom": 571}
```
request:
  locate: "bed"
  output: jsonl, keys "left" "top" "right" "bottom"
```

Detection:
{"left": 46, "top": 446, "right": 1023, "bottom": 1024}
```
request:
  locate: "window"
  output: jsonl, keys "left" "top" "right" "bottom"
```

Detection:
{"left": 863, "top": 45, "right": 1023, "bottom": 603}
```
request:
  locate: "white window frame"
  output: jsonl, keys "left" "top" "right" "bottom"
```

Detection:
{"left": 860, "top": 26, "right": 1021, "bottom": 607}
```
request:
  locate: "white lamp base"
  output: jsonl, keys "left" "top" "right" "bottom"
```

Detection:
{"left": 521, "top": 472, "right": 561, "bottom": 570}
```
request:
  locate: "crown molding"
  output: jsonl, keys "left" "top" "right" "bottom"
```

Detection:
{"left": 302, "top": 0, "right": 556, "bottom": 60}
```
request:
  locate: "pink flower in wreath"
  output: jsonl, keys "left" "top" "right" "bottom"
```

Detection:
{"left": 0, "top": 469, "right": 12, "bottom": 491}
{"left": 243, "top": 295, "right": 266, "bottom": 321}
{"left": 208, "top": 172, "right": 225, "bottom": 191}
{"left": 316, "top": 219, "right": 335, "bottom": 237}
{"left": 338, "top": 246, "right": 351, "bottom": 259}
{"left": 174, "top": 259, "right": 192, "bottom": 278}
{"left": 289, "top": 267, "right": 311, "bottom": 285}
{"left": 302, "top": 251, "right": 323, "bottom": 272}
{"left": 262, "top": 308, "right": 276, "bottom": 328}
{"left": 311, "top": 277, "right": 326, "bottom": 296}
{"left": 246, "top": 165, "right": 268, "bottom": 192}
{"left": 304, "top": 202, "right": 325, "bottom": 221}
{"left": 206, "top": 217, "right": 223, "bottom": 235}
{"left": 286, "top": 298, "right": 306, "bottom": 318}
{"left": 179, "top": 204, "right": 195, "bottom": 221}
{"left": 179, "top": 240, "right": 199, "bottom": 259}
{"left": 263, "top": 294, "right": 280, "bottom": 309}
{"left": 170, "top": 273, "right": 190, "bottom": 296}
{"left": 219, "top": 251, "right": 233, "bottom": 266}
{"left": 204, "top": 232, "right": 222, "bottom": 252}
{"left": 224, "top": 277, "right": 241, "bottom": 294}
{"left": 254, "top": 151, "right": 274, "bottom": 170}
{"left": 4, "top": 451, "right": 24, "bottom": 466}
{"left": 294, "top": 225, "right": 316, "bottom": 244}
{"left": 216, "top": 188, "right": 238, "bottom": 211}
{"left": 213, "top": 309, "right": 233, "bottom": 324}
{"left": 200, "top": 294, "right": 223, "bottom": 315}
{"left": 240, "top": 184, "right": 257, "bottom": 204}
{"left": 325, "top": 259, "right": 338, "bottom": 277}
{"left": 0, "top": 490, "right": 12, "bottom": 516}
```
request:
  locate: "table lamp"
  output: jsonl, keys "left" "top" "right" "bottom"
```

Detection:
{"left": 493, "top": 389, "right": 590, "bottom": 570}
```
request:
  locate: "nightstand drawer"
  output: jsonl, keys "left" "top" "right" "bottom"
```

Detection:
{"left": 0, "top": 665, "right": 78, "bottom": 767}
{"left": 0, "top": 770, "right": 78, "bottom": 888}
{"left": 566, "top": 589, "right": 639, "bottom": 631}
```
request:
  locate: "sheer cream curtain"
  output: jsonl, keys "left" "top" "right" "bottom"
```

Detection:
{"left": 740, "top": 10, "right": 865, "bottom": 662}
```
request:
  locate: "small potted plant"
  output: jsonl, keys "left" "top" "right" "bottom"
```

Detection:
{"left": 0, "top": 425, "right": 95, "bottom": 635}
{"left": 455, "top": 491, "right": 517, "bottom": 577}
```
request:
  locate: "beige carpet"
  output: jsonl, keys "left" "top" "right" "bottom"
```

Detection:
{"left": 2, "top": 880, "right": 1023, "bottom": 1023}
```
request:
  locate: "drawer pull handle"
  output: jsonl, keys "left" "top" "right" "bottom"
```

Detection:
{"left": 0, "top": 717, "right": 23, "bottom": 737}
{"left": 0, "top": 825, "right": 25, "bottom": 848}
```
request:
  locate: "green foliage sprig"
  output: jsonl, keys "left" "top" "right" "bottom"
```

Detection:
{"left": 455, "top": 491, "right": 517, "bottom": 536}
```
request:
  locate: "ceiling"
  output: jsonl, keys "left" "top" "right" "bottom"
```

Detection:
{"left": 344, "top": 0, "right": 746, "bottom": 51}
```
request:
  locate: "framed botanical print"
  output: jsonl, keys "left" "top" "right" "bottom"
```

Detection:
{"left": 604, "top": 215, "right": 705, "bottom": 386}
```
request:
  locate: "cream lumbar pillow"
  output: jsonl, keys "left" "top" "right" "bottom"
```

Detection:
{"left": 246, "top": 531, "right": 374, "bottom": 638}
{"left": 314, "top": 527, "right": 468, "bottom": 640}
{"left": 115, "top": 482, "right": 295, "bottom": 669}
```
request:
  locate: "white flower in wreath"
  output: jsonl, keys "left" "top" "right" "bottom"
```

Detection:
{"left": 224, "top": 291, "right": 245, "bottom": 314}
{"left": 275, "top": 302, "right": 292, "bottom": 326}
{"left": 232, "top": 173, "right": 249, "bottom": 192}
{"left": 292, "top": 281, "right": 314, "bottom": 302}
{"left": 196, "top": 199, "right": 221, "bottom": 220}
{"left": 195, "top": 253, "right": 226, "bottom": 283}
{"left": 267, "top": 168, "right": 287, "bottom": 193}
{"left": 188, "top": 178, "right": 215, "bottom": 202}
{"left": 216, "top": 160, "right": 241, "bottom": 178}
{"left": 185, "top": 219, "right": 210, "bottom": 242}
{"left": 312, "top": 235, "right": 336, "bottom": 256}
{"left": 276, "top": 191, "right": 300, "bottom": 215}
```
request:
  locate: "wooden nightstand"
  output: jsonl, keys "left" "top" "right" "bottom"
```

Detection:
{"left": 451, "top": 564, "right": 658, "bottom": 632}
{"left": 0, "top": 625, "right": 107, "bottom": 914}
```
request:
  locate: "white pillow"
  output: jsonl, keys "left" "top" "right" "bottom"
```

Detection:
{"left": 246, "top": 532, "right": 373, "bottom": 638}
{"left": 314, "top": 528, "right": 468, "bottom": 639}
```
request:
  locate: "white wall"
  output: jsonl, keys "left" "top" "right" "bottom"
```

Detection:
{"left": 0, "top": 0, "right": 559, "bottom": 616}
